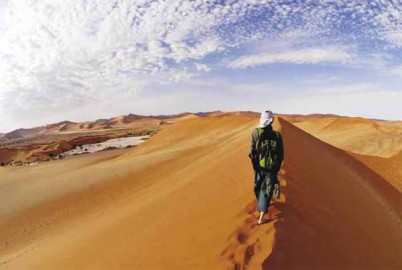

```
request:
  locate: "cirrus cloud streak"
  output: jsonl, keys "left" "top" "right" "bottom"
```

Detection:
{"left": 228, "top": 47, "right": 353, "bottom": 69}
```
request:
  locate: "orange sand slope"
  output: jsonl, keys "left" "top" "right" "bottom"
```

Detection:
{"left": 293, "top": 116, "right": 402, "bottom": 158}
{"left": 0, "top": 115, "right": 401, "bottom": 269}
{"left": 352, "top": 151, "right": 402, "bottom": 192}
{"left": 291, "top": 115, "right": 402, "bottom": 193}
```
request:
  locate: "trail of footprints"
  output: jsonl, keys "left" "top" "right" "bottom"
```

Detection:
{"left": 220, "top": 201, "right": 280, "bottom": 269}
{"left": 221, "top": 169, "right": 286, "bottom": 270}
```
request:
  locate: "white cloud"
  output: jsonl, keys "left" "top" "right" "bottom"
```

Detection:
{"left": 386, "top": 31, "right": 402, "bottom": 47}
{"left": 194, "top": 63, "right": 211, "bottom": 72}
{"left": 1, "top": 0, "right": 402, "bottom": 131}
{"left": 151, "top": 81, "right": 402, "bottom": 122}
{"left": 309, "top": 83, "right": 380, "bottom": 96}
{"left": 0, "top": 0, "right": 255, "bottom": 129}
{"left": 388, "top": 65, "right": 402, "bottom": 76}
{"left": 278, "top": 89, "right": 402, "bottom": 121}
{"left": 228, "top": 47, "right": 352, "bottom": 69}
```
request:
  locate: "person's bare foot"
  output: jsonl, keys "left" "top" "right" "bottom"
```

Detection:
{"left": 257, "top": 218, "right": 269, "bottom": 225}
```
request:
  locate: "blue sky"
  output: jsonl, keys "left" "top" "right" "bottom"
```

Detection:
{"left": 0, "top": 0, "right": 402, "bottom": 132}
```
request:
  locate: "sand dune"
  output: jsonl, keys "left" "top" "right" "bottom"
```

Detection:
{"left": 294, "top": 115, "right": 402, "bottom": 158}
{"left": 1, "top": 113, "right": 192, "bottom": 141}
{"left": 0, "top": 115, "right": 401, "bottom": 269}
{"left": 0, "top": 148, "right": 28, "bottom": 164}
{"left": 322, "top": 116, "right": 381, "bottom": 130}
{"left": 0, "top": 115, "right": 260, "bottom": 269}
{"left": 0, "top": 135, "right": 112, "bottom": 164}
{"left": 289, "top": 114, "right": 402, "bottom": 194}
{"left": 0, "top": 113, "right": 200, "bottom": 164}
{"left": 264, "top": 119, "right": 402, "bottom": 269}
{"left": 352, "top": 151, "right": 402, "bottom": 192}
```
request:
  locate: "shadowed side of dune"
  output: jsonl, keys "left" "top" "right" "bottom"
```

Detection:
{"left": 263, "top": 119, "right": 402, "bottom": 269}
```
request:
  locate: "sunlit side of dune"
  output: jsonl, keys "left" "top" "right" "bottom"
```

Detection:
{"left": 293, "top": 116, "right": 402, "bottom": 158}
{"left": 0, "top": 115, "right": 264, "bottom": 269}
{"left": 351, "top": 151, "right": 402, "bottom": 192}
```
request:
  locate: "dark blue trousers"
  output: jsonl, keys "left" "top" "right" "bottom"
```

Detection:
{"left": 254, "top": 171, "right": 278, "bottom": 213}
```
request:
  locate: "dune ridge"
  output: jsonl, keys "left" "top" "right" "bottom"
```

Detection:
{"left": 294, "top": 116, "right": 402, "bottom": 158}
{"left": 351, "top": 151, "right": 402, "bottom": 192}
{"left": 321, "top": 116, "right": 381, "bottom": 131}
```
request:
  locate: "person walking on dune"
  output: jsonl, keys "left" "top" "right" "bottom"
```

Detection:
{"left": 249, "top": 110, "right": 284, "bottom": 225}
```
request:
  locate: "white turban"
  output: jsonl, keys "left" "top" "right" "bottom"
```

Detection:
{"left": 258, "top": 110, "right": 274, "bottom": 128}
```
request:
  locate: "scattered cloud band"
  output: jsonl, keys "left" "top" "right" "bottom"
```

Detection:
{"left": 228, "top": 47, "right": 352, "bottom": 69}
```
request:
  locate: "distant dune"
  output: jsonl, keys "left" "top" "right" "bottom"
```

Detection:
{"left": 0, "top": 113, "right": 198, "bottom": 164}
{"left": 3, "top": 127, "right": 47, "bottom": 140}
{"left": 352, "top": 151, "right": 402, "bottom": 192}
{"left": 2, "top": 114, "right": 167, "bottom": 140}
{"left": 1, "top": 112, "right": 224, "bottom": 140}
{"left": 0, "top": 114, "right": 401, "bottom": 269}
{"left": 0, "top": 134, "right": 116, "bottom": 164}
{"left": 293, "top": 115, "right": 402, "bottom": 158}
{"left": 322, "top": 116, "right": 381, "bottom": 130}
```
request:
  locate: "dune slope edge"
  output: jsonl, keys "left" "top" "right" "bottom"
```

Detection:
{"left": 264, "top": 118, "right": 402, "bottom": 269}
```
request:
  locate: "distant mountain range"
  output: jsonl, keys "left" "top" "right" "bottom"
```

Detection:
{"left": 2, "top": 111, "right": 224, "bottom": 140}
{"left": 3, "top": 110, "right": 395, "bottom": 141}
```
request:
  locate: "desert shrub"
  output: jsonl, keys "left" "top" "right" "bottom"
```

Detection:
{"left": 14, "top": 160, "right": 23, "bottom": 166}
